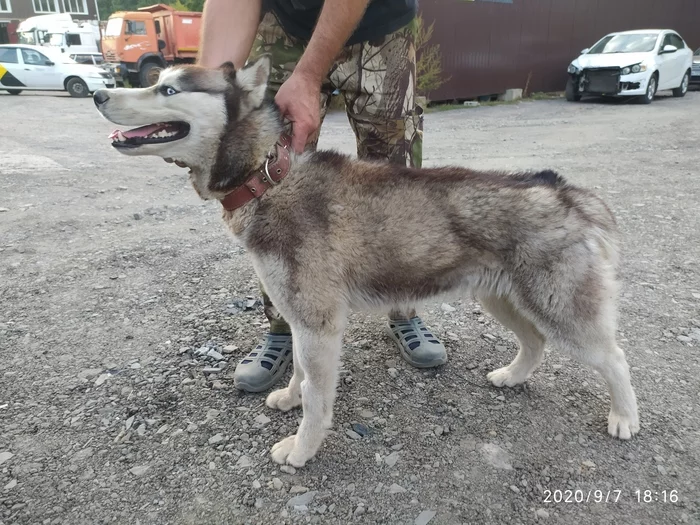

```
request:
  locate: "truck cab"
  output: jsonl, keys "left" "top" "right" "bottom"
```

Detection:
{"left": 101, "top": 4, "right": 200, "bottom": 87}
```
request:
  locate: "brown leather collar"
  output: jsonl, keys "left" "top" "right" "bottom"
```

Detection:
{"left": 219, "top": 134, "right": 292, "bottom": 212}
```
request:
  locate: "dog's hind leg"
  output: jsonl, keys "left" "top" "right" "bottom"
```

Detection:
{"left": 270, "top": 319, "right": 345, "bottom": 467}
{"left": 555, "top": 333, "right": 639, "bottom": 439}
{"left": 479, "top": 294, "right": 546, "bottom": 387}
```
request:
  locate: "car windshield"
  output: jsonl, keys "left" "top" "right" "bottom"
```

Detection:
{"left": 695, "top": 48, "right": 700, "bottom": 56}
{"left": 589, "top": 34, "right": 659, "bottom": 54}
{"left": 18, "top": 32, "right": 37, "bottom": 45}
{"left": 105, "top": 17, "right": 123, "bottom": 37}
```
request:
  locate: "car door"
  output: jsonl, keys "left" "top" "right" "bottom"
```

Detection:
{"left": 0, "top": 47, "right": 29, "bottom": 89}
{"left": 656, "top": 33, "right": 677, "bottom": 90}
{"left": 669, "top": 33, "right": 691, "bottom": 83}
{"left": 19, "top": 48, "right": 63, "bottom": 89}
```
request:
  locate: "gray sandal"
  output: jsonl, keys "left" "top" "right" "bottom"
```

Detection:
{"left": 233, "top": 333, "right": 293, "bottom": 393}
{"left": 385, "top": 317, "right": 447, "bottom": 368}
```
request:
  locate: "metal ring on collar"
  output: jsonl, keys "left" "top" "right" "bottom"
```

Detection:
{"left": 264, "top": 157, "right": 280, "bottom": 185}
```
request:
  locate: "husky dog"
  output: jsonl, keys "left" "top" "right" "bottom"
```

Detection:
{"left": 93, "top": 56, "right": 639, "bottom": 468}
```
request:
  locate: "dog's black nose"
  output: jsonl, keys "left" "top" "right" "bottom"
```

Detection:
{"left": 93, "top": 89, "right": 110, "bottom": 107}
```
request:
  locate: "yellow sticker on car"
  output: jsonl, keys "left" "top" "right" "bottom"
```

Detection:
{"left": 0, "top": 64, "right": 26, "bottom": 87}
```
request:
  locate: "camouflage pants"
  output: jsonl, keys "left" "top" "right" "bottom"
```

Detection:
{"left": 251, "top": 12, "right": 424, "bottom": 333}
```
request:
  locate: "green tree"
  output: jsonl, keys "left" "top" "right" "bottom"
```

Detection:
{"left": 414, "top": 15, "right": 450, "bottom": 97}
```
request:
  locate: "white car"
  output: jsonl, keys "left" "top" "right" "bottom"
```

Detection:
{"left": 0, "top": 44, "right": 114, "bottom": 98}
{"left": 566, "top": 29, "right": 693, "bottom": 104}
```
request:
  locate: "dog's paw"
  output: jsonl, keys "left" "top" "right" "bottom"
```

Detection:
{"left": 608, "top": 411, "right": 640, "bottom": 440}
{"left": 266, "top": 387, "right": 302, "bottom": 412}
{"left": 487, "top": 366, "right": 528, "bottom": 387}
{"left": 270, "top": 435, "right": 312, "bottom": 468}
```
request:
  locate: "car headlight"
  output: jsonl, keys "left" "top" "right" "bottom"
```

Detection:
{"left": 622, "top": 64, "right": 647, "bottom": 75}
{"left": 567, "top": 64, "right": 579, "bottom": 74}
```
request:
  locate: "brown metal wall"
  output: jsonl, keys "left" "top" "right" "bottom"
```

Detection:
{"left": 420, "top": 0, "right": 700, "bottom": 101}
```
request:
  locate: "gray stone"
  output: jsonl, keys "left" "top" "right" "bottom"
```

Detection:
{"left": 498, "top": 88, "right": 523, "bottom": 102}
{"left": 254, "top": 414, "right": 271, "bottom": 425}
{"left": 345, "top": 429, "right": 362, "bottom": 440}
{"left": 0, "top": 451, "right": 14, "bottom": 466}
{"left": 480, "top": 443, "right": 513, "bottom": 470}
{"left": 77, "top": 368, "right": 102, "bottom": 380}
{"left": 272, "top": 477, "right": 283, "bottom": 490}
{"left": 236, "top": 455, "right": 252, "bottom": 468}
{"left": 536, "top": 508, "right": 550, "bottom": 519}
{"left": 208, "top": 433, "right": 224, "bottom": 445}
{"left": 441, "top": 303, "right": 456, "bottom": 313}
{"left": 4, "top": 479, "right": 17, "bottom": 490}
{"left": 94, "top": 373, "right": 110, "bottom": 386}
{"left": 388, "top": 368, "right": 399, "bottom": 378}
{"left": 286, "top": 490, "right": 317, "bottom": 507}
{"left": 129, "top": 465, "right": 150, "bottom": 477}
{"left": 252, "top": 480, "right": 262, "bottom": 489}
{"left": 389, "top": 483, "right": 406, "bottom": 494}
{"left": 385, "top": 451, "right": 400, "bottom": 467}
{"left": 360, "top": 409, "right": 375, "bottom": 418}
{"left": 207, "top": 349, "right": 224, "bottom": 361}
{"left": 289, "top": 485, "right": 308, "bottom": 494}
{"left": 415, "top": 510, "right": 437, "bottom": 525}
{"left": 70, "top": 448, "right": 94, "bottom": 463}
{"left": 280, "top": 465, "right": 297, "bottom": 475}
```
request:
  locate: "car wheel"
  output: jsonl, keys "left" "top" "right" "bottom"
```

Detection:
{"left": 67, "top": 78, "right": 89, "bottom": 98}
{"left": 565, "top": 78, "right": 581, "bottom": 102}
{"left": 672, "top": 71, "right": 689, "bottom": 98}
{"left": 6, "top": 89, "right": 22, "bottom": 95}
{"left": 139, "top": 62, "right": 163, "bottom": 88}
{"left": 640, "top": 74, "right": 657, "bottom": 104}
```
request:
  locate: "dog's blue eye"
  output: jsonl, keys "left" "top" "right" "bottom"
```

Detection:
{"left": 160, "top": 86, "right": 178, "bottom": 96}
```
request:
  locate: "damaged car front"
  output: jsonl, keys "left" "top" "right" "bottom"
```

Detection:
{"left": 565, "top": 30, "right": 692, "bottom": 104}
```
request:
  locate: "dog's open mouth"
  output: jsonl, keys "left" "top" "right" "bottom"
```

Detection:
{"left": 109, "top": 122, "right": 190, "bottom": 149}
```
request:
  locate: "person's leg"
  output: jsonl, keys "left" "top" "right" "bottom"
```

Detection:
{"left": 329, "top": 22, "right": 446, "bottom": 368}
{"left": 234, "top": 12, "right": 333, "bottom": 392}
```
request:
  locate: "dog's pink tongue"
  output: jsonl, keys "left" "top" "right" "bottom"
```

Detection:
{"left": 109, "top": 124, "right": 165, "bottom": 140}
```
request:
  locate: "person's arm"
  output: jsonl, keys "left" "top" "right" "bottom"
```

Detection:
{"left": 276, "top": 0, "right": 371, "bottom": 152}
{"left": 295, "top": 0, "right": 370, "bottom": 84}
{"left": 197, "top": 0, "right": 262, "bottom": 69}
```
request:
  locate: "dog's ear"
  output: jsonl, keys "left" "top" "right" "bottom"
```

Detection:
{"left": 219, "top": 61, "right": 237, "bottom": 84}
{"left": 235, "top": 54, "right": 271, "bottom": 108}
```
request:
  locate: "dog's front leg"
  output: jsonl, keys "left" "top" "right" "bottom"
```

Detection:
{"left": 270, "top": 324, "right": 343, "bottom": 468}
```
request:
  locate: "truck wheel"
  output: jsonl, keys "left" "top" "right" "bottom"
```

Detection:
{"left": 6, "top": 89, "right": 22, "bottom": 95}
{"left": 565, "top": 78, "right": 581, "bottom": 102}
{"left": 140, "top": 62, "right": 163, "bottom": 88}
{"left": 67, "top": 78, "right": 89, "bottom": 98}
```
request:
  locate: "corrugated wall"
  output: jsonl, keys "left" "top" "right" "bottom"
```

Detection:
{"left": 420, "top": 0, "right": 700, "bottom": 101}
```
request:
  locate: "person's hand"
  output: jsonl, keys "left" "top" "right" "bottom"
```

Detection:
{"left": 275, "top": 70, "right": 322, "bottom": 154}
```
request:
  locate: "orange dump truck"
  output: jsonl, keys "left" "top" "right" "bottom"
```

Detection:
{"left": 101, "top": 4, "right": 201, "bottom": 87}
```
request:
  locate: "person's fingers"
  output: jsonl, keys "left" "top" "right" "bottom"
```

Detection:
{"left": 293, "top": 123, "right": 316, "bottom": 153}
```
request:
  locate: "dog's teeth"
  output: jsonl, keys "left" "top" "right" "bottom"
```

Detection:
{"left": 117, "top": 131, "right": 126, "bottom": 142}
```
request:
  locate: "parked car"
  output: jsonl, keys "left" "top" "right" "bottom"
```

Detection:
{"left": 691, "top": 48, "right": 700, "bottom": 87}
{"left": 69, "top": 52, "right": 105, "bottom": 67}
{"left": 0, "top": 44, "right": 114, "bottom": 97}
{"left": 566, "top": 29, "right": 693, "bottom": 104}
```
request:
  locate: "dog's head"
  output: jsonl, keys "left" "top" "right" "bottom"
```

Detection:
{"left": 94, "top": 55, "right": 276, "bottom": 198}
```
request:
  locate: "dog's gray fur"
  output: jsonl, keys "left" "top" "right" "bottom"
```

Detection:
{"left": 94, "top": 56, "right": 639, "bottom": 467}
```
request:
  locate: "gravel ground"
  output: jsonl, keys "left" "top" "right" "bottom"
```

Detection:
{"left": 1, "top": 89, "right": 699, "bottom": 525}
